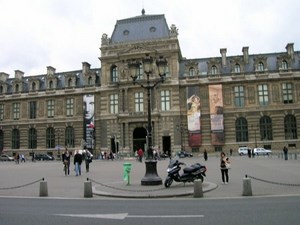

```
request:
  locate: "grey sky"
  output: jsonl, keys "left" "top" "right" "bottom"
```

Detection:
{"left": 0, "top": 0, "right": 299, "bottom": 76}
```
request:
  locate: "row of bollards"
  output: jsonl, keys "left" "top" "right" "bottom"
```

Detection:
{"left": 193, "top": 176, "right": 253, "bottom": 198}
{"left": 39, "top": 178, "right": 93, "bottom": 198}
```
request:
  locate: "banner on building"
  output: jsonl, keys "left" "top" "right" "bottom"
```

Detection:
{"left": 84, "top": 94, "right": 95, "bottom": 150}
{"left": 209, "top": 84, "right": 225, "bottom": 145}
{"left": 186, "top": 86, "right": 202, "bottom": 147}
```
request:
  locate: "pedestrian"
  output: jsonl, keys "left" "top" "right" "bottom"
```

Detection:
{"left": 21, "top": 154, "right": 26, "bottom": 162}
{"left": 283, "top": 146, "right": 288, "bottom": 160}
{"left": 220, "top": 152, "right": 230, "bottom": 184}
{"left": 84, "top": 150, "right": 93, "bottom": 172}
{"left": 15, "top": 153, "right": 20, "bottom": 164}
{"left": 203, "top": 149, "right": 208, "bottom": 161}
{"left": 62, "top": 149, "right": 71, "bottom": 175}
{"left": 32, "top": 151, "right": 35, "bottom": 162}
{"left": 74, "top": 150, "right": 82, "bottom": 176}
{"left": 137, "top": 148, "right": 143, "bottom": 163}
{"left": 230, "top": 148, "right": 233, "bottom": 156}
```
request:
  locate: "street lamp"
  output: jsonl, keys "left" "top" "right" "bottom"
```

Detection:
{"left": 55, "top": 128, "right": 62, "bottom": 159}
{"left": 176, "top": 123, "right": 185, "bottom": 151}
{"left": 129, "top": 54, "right": 167, "bottom": 185}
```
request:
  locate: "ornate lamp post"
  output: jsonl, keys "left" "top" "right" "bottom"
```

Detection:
{"left": 129, "top": 54, "right": 167, "bottom": 185}
{"left": 176, "top": 123, "right": 186, "bottom": 151}
{"left": 55, "top": 128, "right": 62, "bottom": 159}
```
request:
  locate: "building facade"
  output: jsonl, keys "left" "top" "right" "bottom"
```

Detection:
{"left": 1, "top": 10, "right": 299, "bottom": 157}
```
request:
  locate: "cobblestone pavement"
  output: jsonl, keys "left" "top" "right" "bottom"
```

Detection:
{"left": 0, "top": 153, "right": 299, "bottom": 199}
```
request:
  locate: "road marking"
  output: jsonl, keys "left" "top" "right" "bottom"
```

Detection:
{"left": 55, "top": 213, "right": 204, "bottom": 220}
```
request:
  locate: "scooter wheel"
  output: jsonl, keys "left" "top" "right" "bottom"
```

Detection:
{"left": 164, "top": 177, "right": 173, "bottom": 188}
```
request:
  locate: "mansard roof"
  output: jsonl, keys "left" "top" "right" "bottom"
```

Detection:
{"left": 110, "top": 10, "right": 170, "bottom": 44}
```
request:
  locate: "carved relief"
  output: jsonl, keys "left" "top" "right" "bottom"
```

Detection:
{"left": 57, "top": 99, "right": 64, "bottom": 116}
{"left": 247, "top": 86, "right": 255, "bottom": 104}
{"left": 272, "top": 84, "right": 280, "bottom": 103}
{"left": 39, "top": 101, "right": 44, "bottom": 117}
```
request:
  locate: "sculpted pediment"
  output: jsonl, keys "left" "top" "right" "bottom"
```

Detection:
{"left": 119, "top": 44, "right": 157, "bottom": 56}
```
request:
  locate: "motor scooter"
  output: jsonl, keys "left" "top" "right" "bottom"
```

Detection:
{"left": 164, "top": 158, "right": 207, "bottom": 188}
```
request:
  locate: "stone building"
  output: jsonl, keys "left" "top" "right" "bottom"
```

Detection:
{"left": 0, "top": 10, "right": 299, "bottom": 158}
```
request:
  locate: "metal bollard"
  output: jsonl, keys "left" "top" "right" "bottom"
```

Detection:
{"left": 242, "top": 175, "right": 252, "bottom": 196}
{"left": 84, "top": 178, "right": 93, "bottom": 198}
{"left": 39, "top": 178, "right": 48, "bottom": 197}
{"left": 193, "top": 179, "right": 203, "bottom": 198}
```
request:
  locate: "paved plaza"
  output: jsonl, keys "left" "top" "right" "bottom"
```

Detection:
{"left": 0, "top": 153, "right": 300, "bottom": 198}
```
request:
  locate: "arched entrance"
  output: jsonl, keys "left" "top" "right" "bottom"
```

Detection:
{"left": 133, "top": 127, "right": 147, "bottom": 153}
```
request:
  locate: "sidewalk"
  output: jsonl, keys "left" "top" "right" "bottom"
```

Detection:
{"left": 0, "top": 155, "right": 299, "bottom": 198}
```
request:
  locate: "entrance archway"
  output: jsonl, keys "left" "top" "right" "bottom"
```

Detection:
{"left": 133, "top": 127, "right": 147, "bottom": 153}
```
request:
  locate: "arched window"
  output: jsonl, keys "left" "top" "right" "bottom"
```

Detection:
{"left": 12, "top": 128, "right": 20, "bottom": 149}
{"left": 88, "top": 76, "right": 93, "bottom": 85}
{"left": 15, "top": 84, "right": 19, "bottom": 93}
{"left": 49, "top": 80, "right": 53, "bottom": 89}
{"left": 234, "top": 64, "right": 241, "bottom": 73}
{"left": 282, "top": 60, "right": 288, "bottom": 70}
{"left": 46, "top": 127, "right": 55, "bottom": 148}
{"left": 111, "top": 65, "right": 119, "bottom": 82}
{"left": 32, "top": 82, "right": 36, "bottom": 91}
{"left": 68, "top": 78, "right": 72, "bottom": 87}
{"left": 258, "top": 62, "right": 264, "bottom": 71}
{"left": 284, "top": 114, "right": 297, "bottom": 139}
{"left": 28, "top": 128, "right": 37, "bottom": 149}
{"left": 259, "top": 116, "right": 273, "bottom": 140}
{"left": 211, "top": 65, "right": 218, "bottom": 75}
{"left": 65, "top": 126, "right": 75, "bottom": 148}
{"left": 235, "top": 117, "right": 248, "bottom": 142}
{"left": 189, "top": 67, "right": 195, "bottom": 76}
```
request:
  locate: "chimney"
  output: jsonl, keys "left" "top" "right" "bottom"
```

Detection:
{"left": 0, "top": 72, "right": 9, "bottom": 82}
{"left": 82, "top": 62, "right": 91, "bottom": 75}
{"left": 15, "top": 70, "right": 24, "bottom": 80}
{"left": 242, "top": 46, "right": 249, "bottom": 64}
{"left": 220, "top": 48, "right": 227, "bottom": 67}
{"left": 47, "top": 66, "right": 56, "bottom": 76}
{"left": 286, "top": 43, "right": 294, "bottom": 59}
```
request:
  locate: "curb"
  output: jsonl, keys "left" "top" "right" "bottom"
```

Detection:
{"left": 92, "top": 181, "right": 218, "bottom": 198}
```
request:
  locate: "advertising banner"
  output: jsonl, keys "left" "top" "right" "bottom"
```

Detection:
{"left": 209, "top": 84, "right": 225, "bottom": 145}
{"left": 186, "top": 86, "right": 202, "bottom": 147}
{"left": 84, "top": 94, "right": 95, "bottom": 150}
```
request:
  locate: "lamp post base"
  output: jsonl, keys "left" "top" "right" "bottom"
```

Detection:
{"left": 141, "top": 160, "right": 162, "bottom": 185}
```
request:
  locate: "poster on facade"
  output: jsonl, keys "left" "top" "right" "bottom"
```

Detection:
{"left": 84, "top": 94, "right": 95, "bottom": 150}
{"left": 209, "top": 84, "right": 225, "bottom": 145}
{"left": 186, "top": 86, "right": 202, "bottom": 147}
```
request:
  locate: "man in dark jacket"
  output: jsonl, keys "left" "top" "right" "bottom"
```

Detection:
{"left": 74, "top": 150, "right": 82, "bottom": 176}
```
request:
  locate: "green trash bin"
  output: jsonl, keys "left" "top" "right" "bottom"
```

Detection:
{"left": 123, "top": 163, "right": 132, "bottom": 185}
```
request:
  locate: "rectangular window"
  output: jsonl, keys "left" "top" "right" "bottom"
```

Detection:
{"left": 47, "top": 100, "right": 55, "bottom": 118}
{"left": 13, "top": 103, "right": 20, "bottom": 120}
{"left": 161, "top": 90, "right": 170, "bottom": 111}
{"left": 66, "top": 98, "right": 74, "bottom": 116}
{"left": 258, "top": 84, "right": 269, "bottom": 105}
{"left": 135, "top": 92, "right": 144, "bottom": 112}
{"left": 110, "top": 94, "right": 118, "bottom": 114}
{"left": 234, "top": 86, "right": 244, "bottom": 107}
{"left": 282, "top": 83, "right": 293, "bottom": 104}
{"left": 0, "top": 104, "right": 3, "bottom": 121}
{"left": 29, "top": 101, "right": 37, "bottom": 119}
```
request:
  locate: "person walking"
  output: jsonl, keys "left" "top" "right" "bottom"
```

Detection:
{"left": 62, "top": 149, "right": 71, "bottom": 175}
{"left": 203, "top": 149, "right": 208, "bottom": 161}
{"left": 283, "top": 146, "right": 288, "bottom": 160}
{"left": 137, "top": 148, "right": 143, "bottom": 163}
{"left": 84, "top": 150, "right": 93, "bottom": 173}
{"left": 220, "top": 152, "right": 230, "bottom": 184}
{"left": 74, "top": 150, "right": 82, "bottom": 176}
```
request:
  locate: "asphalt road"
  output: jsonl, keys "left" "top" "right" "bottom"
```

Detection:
{"left": 1, "top": 196, "right": 300, "bottom": 225}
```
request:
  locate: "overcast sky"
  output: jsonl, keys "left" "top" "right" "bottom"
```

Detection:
{"left": 0, "top": 0, "right": 299, "bottom": 76}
